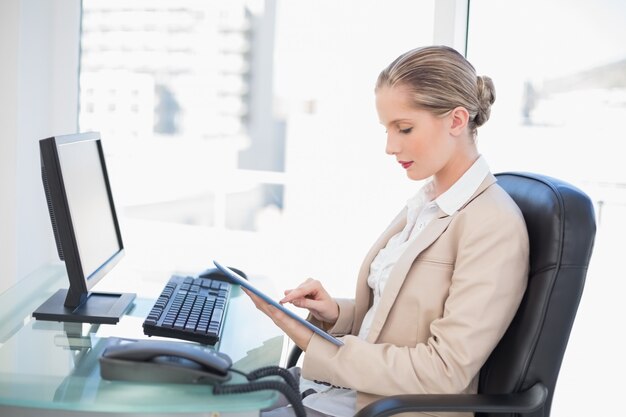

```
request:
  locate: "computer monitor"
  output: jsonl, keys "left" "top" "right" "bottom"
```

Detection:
{"left": 32, "top": 132, "right": 135, "bottom": 324}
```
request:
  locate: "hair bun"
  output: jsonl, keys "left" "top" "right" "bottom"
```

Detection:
{"left": 475, "top": 75, "right": 496, "bottom": 127}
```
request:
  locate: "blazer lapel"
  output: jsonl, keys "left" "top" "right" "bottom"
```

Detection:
{"left": 365, "top": 208, "right": 454, "bottom": 343}
{"left": 352, "top": 210, "right": 407, "bottom": 334}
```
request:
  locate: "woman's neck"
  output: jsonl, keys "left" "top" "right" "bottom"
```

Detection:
{"left": 432, "top": 147, "right": 480, "bottom": 198}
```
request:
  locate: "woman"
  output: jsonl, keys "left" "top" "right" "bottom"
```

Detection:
{"left": 247, "top": 45, "right": 529, "bottom": 417}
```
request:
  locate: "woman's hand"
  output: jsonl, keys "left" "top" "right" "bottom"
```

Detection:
{"left": 242, "top": 288, "right": 314, "bottom": 351}
{"left": 280, "top": 278, "right": 339, "bottom": 325}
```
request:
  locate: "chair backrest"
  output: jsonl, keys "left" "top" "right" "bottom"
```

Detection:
{"left": 477, "top": 172, "right": 596, "bottom": 417}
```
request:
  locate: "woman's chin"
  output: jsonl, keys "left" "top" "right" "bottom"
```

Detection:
{"left": 406, "top": 170, "right": 427, "bottom": 181}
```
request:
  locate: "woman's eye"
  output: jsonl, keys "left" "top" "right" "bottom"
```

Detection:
{"left": 399, "top": 127, "right": 413, "bottom": 134}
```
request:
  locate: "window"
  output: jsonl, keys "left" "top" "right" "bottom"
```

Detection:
{"left": 79, "top": 0, "right": 438, "bottom": 295}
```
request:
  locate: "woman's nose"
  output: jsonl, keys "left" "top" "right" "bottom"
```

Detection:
{"left": 385, "top": 134, "right": 399, "bottom": 155}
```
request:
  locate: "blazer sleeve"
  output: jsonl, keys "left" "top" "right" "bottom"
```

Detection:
{"left": 301, "top": 202, "right": 529, "bottom": 396}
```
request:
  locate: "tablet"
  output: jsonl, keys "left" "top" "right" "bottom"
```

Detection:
{"left": 213, "top": 260, "right": 344, "bottom": 346}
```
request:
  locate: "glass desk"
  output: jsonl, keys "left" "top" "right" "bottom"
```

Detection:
{"left": 0, "top": 264, "right": 286, "bottom": 416}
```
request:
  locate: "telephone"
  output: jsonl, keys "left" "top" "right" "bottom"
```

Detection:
{"left": 100, "top": 338, "right": 308, "bottom": 417}
{"left": 99, "top": 337, "right": 232, "bottom": 384}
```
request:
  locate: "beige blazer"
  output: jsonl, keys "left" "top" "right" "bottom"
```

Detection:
{"left": 301, "top": 174, "right": 530, "bottom": 417}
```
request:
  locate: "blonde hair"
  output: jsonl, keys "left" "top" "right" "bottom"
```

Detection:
{"left": 376, "top": 45, "right": 495, "bottom": 136}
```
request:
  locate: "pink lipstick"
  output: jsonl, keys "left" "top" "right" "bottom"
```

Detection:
{"left": 399, "top": 161, "right": 413, "bottom": 169}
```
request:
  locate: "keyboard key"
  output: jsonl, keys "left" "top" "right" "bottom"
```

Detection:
{"left": 210, "top": 308, "right": 223, "bottom": 324}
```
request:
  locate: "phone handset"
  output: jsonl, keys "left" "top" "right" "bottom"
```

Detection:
{"left": 103, "top": 339, "right": 232, "bottom": 375}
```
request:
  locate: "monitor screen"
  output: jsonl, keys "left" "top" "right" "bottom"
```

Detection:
{"left": 57, "top": 139, "right": 121, "bottom": 281}
{"left": 33, "top": 132, "right": 135, "bottom": 324}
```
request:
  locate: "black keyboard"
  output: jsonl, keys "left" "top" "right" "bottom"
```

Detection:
{"left": 142, "top": 275, "right": 231, "bottom": 345}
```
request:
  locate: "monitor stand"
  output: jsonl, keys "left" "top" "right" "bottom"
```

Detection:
{"left": 33, "top": 289, "right": 136, "bottom": 324}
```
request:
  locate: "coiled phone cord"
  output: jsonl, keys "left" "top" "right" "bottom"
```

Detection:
{"left": 213, "top": 366, "right": 306, "bottom": 417}
{"left": 245, "top": 365, "right": 300, "bottom": 393}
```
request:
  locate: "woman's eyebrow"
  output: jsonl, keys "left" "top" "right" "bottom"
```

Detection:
{"left": 382, "top": 118, "right": 413, "bottom": 127}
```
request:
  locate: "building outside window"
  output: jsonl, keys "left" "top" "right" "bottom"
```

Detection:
{"left": 79, "top": 0, "right": 437, "bottom": 295}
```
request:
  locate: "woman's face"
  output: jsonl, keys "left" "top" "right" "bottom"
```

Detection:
{"left": 375, "top": 84, "right": 457, "bottom": 182}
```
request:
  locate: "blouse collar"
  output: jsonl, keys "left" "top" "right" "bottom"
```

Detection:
{"left": 407, "top": 155, "right": 490, "bottom": 216}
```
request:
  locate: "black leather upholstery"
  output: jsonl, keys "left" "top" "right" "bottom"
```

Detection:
{"left": 290, "top": 172, "right": 597, "bottom": 417}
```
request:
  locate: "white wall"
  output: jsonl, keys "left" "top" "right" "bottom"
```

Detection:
{"left": 0, "top": 0, "right": 20, "bottom": 294}
{"left": 0, "top": 0, "right": 81, "bottom": 294}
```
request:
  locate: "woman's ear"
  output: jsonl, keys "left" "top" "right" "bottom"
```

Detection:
{"left": 449, "top": 106, "right": 470, "bottom": 136}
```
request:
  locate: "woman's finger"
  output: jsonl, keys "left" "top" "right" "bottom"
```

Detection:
{"left": 280, "top": 280, "right": 322, "bottom": 304}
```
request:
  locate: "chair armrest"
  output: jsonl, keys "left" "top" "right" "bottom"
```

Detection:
{"left": 354, "top": 382, "right": 548, "bottom": 417}
{"left": 287, "top": 345, "right": 303, "bottom": 368}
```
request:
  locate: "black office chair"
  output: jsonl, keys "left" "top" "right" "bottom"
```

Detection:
{"left": 287, "top": 172, "right": 596, "bottom": 417}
